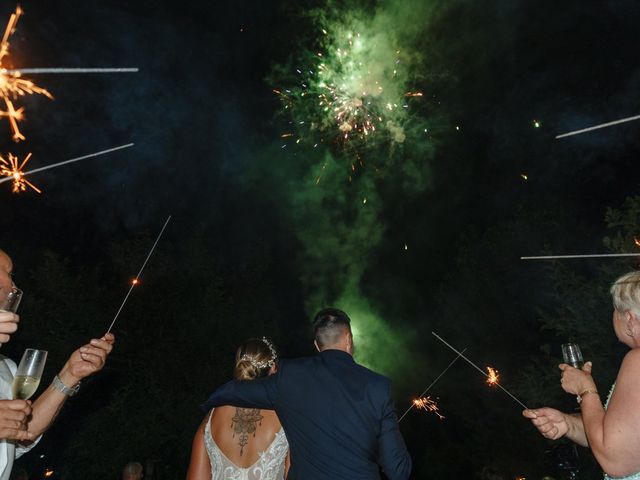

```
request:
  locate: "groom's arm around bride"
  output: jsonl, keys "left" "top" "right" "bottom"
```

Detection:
{"left": 202, "top": 308, "right": 411, "bottom": 480}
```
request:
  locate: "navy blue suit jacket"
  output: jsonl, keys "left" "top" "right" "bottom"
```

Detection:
{"left": 202, "top": 349, "right": 412, "bottom": 480}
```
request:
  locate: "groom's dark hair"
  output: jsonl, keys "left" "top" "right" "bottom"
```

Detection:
{"left": 313, "top": 308, "right": 351, "bottom": 349}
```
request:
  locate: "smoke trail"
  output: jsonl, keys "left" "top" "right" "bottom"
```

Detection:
{"left": 266, "top": 0, "right": 442, "bottom": 375}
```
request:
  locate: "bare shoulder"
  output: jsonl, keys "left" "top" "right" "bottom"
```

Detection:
{"left": 619, "top": 348, "right": 640, "bottom": 376}
{"left": 609, "top": 349, "right": 640, "bottom": 407}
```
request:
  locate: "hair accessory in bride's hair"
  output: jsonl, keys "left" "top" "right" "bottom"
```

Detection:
{"left": 240, "top": 337, "right": 278, "bottom": 370}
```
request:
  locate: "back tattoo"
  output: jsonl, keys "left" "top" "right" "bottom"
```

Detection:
{"left": 231, "top": 408, "right": 264, "bottom": 455}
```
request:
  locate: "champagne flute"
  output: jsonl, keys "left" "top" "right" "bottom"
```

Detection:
{"left": 0, "top": 287, "right": 23, "bottom": 313}
{"left": 12, "top": 349, "right": 47, "bottom": 400}
{"left": 561, "top": 343, "right": 584, "bottom": 369}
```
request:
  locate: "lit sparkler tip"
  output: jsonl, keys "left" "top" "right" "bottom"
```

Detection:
{"left": 486, "top": 367, "right": 499, "bottom": 386}
{"left": 131, "top": 279, "right": 139, "bottom": 285}
{"left": 635, "top": 237, "right": 640, "bottom": 248}
{"left": 413, "top": 396, "right": 445, "bottom": 420}
{"left": 0, "top": 151, "right": 40, "bottom": 193}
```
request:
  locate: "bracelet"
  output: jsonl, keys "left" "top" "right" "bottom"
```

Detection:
{"left": 52, "top": 375, "right": 81, "bottom": 397}
{"left": 577, "top": 388, "right": 598, "bottom": 404}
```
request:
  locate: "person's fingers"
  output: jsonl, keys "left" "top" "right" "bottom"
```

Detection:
{"left": 0, "top": 322, "right": 18, "bottom": 334}
{"left": 89, "top": 337, "right": 114, "bottom": 353}
{"left": 80, "top": 345, "right": 108, "bottom": 357}
{"left": 0, "top": 415, "right": 28, "bottom": 430}
{"left": 0, "top": 399, "right": 31, "bottom": 412}
{"left": 79, "top": 347, "right": 107, "bottom": 364}
{"left": 583, "top": 361, "right": 593, "bottom": 374}
{"left": 78, "top": 352, "right": 104, "bottom": 368}
{"left": 522, "top": 409, "right": 537, "bottom": 418}
{"left": 0, "top": 427, "right": 35, "bottom": 441}
{"left": 100, "top": 333, "right": 115, "bottom": 344}
{"left": 0, "top": 312, "right": 19, "bottom": 323}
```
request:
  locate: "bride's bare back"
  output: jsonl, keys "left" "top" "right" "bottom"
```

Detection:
{"left": 210, "top": 406, "right": 283, "bottom": 467}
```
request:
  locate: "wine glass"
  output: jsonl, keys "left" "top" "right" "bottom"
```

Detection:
{"left": 561, "top": 343, "right": 584, "bottom": 369}
{"left": 12, "top": 349, "right": 47, "bottom": 400}
{"left": 0, "top": 287, "right": 23, "bottom": 313}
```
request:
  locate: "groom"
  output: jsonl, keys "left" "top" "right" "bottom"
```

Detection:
{"left": 202, "top": 308, "right": 412, "bottom": 480}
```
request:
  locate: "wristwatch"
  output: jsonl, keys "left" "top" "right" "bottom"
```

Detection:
{"left": 52, "top": 375, "right": 81, "bottom": 396}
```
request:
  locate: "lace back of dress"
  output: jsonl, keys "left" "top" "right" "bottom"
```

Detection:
{"left": 204, "top": 409, "right": 288, "bottom": 480}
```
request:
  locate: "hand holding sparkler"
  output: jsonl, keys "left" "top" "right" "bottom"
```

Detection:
{"left": 522, "top": 407, "right": 574, "bottom": 441}
{"left": 58, "top": 333, "right": 115, "bottom": 388}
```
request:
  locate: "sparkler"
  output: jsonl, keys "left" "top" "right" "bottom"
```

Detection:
{"left": 398, "top": 349, "right": 466, "bottom": 422}
{"left": 521, "top": 253, "right": 640, "bottom": 260}
{"left": 556, "top": 114, "right": 640, "bottom": 139}
{"left": 106, "top": 215, "right": 172, "bottom": 334}
{"left": 486, "top": 367, "right": 499, "bottom": 386}
{"left": 0, "top": 7, "right": 139, "bottom": 142}
{"left": 0, "top": 152, "right": 40, "bottom": 193}
{"left": 2, "top": 68, "right": 138, "bottom": 74}
{"left": 0, "top": 7, "right": 53, "bottom": 141}
{"left": 412, "top": 397, "right": 444, "bottom": 420}
{"left": 0, "top": 143, "right": 134, "bottom": 193}
{"left": 431, "top": 331, "right": 529, "bottom": 409}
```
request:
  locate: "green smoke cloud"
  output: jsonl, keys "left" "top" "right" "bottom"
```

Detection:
{"left": 263, "top": 0, "right": 444, "bottom": 377}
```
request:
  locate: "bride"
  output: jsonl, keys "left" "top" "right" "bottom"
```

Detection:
{"left": 187, "top": 337, "right": 289, "bottom": 480}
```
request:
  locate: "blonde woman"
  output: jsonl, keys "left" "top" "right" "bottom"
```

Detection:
{"left": 187, "top": 338, "right": 289, "bottom": 480}
{"left": 524, "top": 271, "right": 640, "bottom": 479}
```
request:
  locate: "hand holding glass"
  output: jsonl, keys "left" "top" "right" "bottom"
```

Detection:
{"left": 561, "top": 343, "right": 584, "bottom": 369}
{"left": 0, "top": 287, "right": 23, "bottom": 313}
{"left": 12, "top": 349, "right": 47, "bottom": 400}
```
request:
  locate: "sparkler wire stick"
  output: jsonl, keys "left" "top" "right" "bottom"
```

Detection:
{"left": 106, "top": 215, "right": 172, "bottom": 334}
{"left": 0, "top": 143, "right": 134, "bottom": 185}
{"left": 521, "top": 253, "right": 640, "bottom": 261}
{"left": 2, "top": 67, "right": 139, "bottom": 74}
{"left": 398, "top": 348, "right": 467, "bottom": 423}
{"left": 431, "top": 331, "right": 529, "bottom": 409}
{"left": 556, "top": 114, "right": 640, "bottom": 139}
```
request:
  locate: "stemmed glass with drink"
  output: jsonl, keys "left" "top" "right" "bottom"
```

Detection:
{"left": 12, "top": 349, "right": 47, "bottom": 399}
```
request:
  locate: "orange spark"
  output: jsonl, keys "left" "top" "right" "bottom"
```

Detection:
{"left": 131, "top": 279, "right": 139, "bottom": 285}
{"left": 0, "top": 151, "right": 41, "bottom": 193}
{"left": 413, "top": 396, "right": 445, "bottom": 420}
{"left": 404, "top": 92, "right": 423, "bottom": 97}
{"left": 0, "top": 7, "right": 53, "bottom": 142}
{"left": 486, "top": 367, "right": 499, "bottom": 386}
{"left": 44, "top": 469, "right": 54, "bottom": 478}
{"left": 635, "top": 237, "right": 640, "bottom": 247}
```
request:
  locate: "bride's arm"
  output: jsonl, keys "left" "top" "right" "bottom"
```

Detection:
{"left": 186, "top": 416, "right": 212, "bottom": 480}
{"left": 284, "top": 450, "right": 291, "bottom": 478}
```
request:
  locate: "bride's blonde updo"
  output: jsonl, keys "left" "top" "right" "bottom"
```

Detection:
{"left": 234, "top": 337, "right": 278, "bottom": 381}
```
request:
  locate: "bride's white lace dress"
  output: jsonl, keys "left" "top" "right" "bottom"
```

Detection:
{"left": 204, "top": 409, "right": 289, "bottom": 480}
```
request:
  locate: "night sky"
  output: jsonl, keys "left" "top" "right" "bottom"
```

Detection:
{"left": 2, "top": 0, "right": 640, "bottom": 478}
